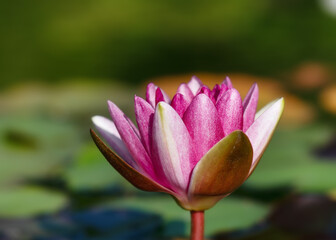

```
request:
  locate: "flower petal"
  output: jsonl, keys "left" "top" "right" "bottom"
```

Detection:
{"left": 187, "top": 131, "right": 253, "bottom": 210}
{"left": 155, "top": 87, "right": 171, "bottom": 105}
{"left": 146, "top": 83, "right": 157, "bottom": 107}
{"left": 183, "top": 94, "right": 224, "bottom": 163}
{"left": 126, "top": 117, "right": 140, "bottom": 138}
{"left": 211, "top": 84, "right": 221, "bottom": 100}
{"left": 197, "top": 86, "right": 211, "bottom": 96}
{"left": 254, "top": 99, "right": 276, "bottom": 120}
{"left": 215, "top": 84, "right": 229, "bottom": 102}
{"left": 108, "top": 101, "right": 155, "bottom": 178}
{"left": 92, "top": 116, "right": 136, "bottom": 167}
{"left": 90, "top": 129, "right": 173, "bottom": 194}
{"left": 242, "top": 83, "right": 259, "bottom": 131}
{"left": 152, "top": 102, "right": 195, "bottom": 193}
{"left": 171, "top": 93, "right": 189, "bottom": 118}
{"left": 246, "top": 98, "right": 284, "bottom": 174}
{"left": 222, "top": 76, "right": 233, "bottom": 88}
{"left": 134, "top": 96, "right": 154, "bottom": 154}
{"left": 216, "top": 89, "right": 243, "bottom": 135}
{"left": 177, "top": 83, "right": 194, "bottom": 102}
{"left": 187, "top": 76, "right": 202, "bottom": 95}
{"left": 197, "top": 86, "right": 215, "bottom": 103}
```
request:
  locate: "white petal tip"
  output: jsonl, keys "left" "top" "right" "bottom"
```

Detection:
{"left": 277, "top": 97, "right": 285, "bottom": 111}
{"left": 92, "top": 115, "right": 103, "bottom": 124}
{"left": 91, "top": 115, "right": 116, "bottom": 133}
{"left": 92, "top": 115, "right": 109, "bottom": 126}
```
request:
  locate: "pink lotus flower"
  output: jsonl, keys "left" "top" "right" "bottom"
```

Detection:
{"left": 91, "top": 76, "right": 284, "bottom": 211}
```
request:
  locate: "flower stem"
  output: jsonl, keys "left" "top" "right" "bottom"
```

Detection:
{"left": 190, "top": 211, "right": 204, "bottom": 240}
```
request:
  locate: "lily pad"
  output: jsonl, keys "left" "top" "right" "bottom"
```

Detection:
{"left": 0, "top": 186, "right": 67, "bottom": 218}
{"left": 246, "top": 124, "right": 336, "bottom": 193}
{"left": 64, "top": 143, "right": 139, "bottom": 193}
{"left": 106, "top": 195, "right": 269, "bottom": 236}
{"left": 294, "top": 163, "right": 336, "bottom": 193}
{"left": 0, "top": 81, "right": 135, "bottom": 120}
{"left": 0, "top": 116, "right": 79, "bottom": 187}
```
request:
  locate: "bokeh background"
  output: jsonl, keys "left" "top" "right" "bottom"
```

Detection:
{"left": 1, "top": 0, "right": 336, "bottom": 239}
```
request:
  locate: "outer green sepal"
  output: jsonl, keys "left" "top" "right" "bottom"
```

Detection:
{"left": 179, "top": 130, "right": 253, "bottom": 210}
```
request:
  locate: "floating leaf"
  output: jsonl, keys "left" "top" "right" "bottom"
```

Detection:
{"left": 0, "top": 187, "right": 67, "bottom": 217}
{"left": 0, "top": 116, "right": 79, "bottom": 187}
{"left": 107, "top": 195, "right": 269, "bottom": 236}
{"left": 64, "top": 143, "right": 139, "bottom": 193}
{"left": 247, "top": 124, "right": 336, "bottom": 193}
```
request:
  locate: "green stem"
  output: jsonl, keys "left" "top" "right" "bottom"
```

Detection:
{"left": 190, "top": 211, "right": 204, "bottom": 240}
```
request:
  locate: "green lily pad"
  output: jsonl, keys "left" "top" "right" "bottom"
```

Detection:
{"left": 294, "top": 163, "right": 336, "bottom": 193}
{"left": 206, "top": 197, "right": 269, "bottom": 234}
{"left": 0, "top": 116, "right": 79, "bottom": 186}
{"left": 0, "top": 186, "right": 67, "bottom": 217}
{"left": 247, "top": 124, "right": 336, "bottom": 192}
{"left": 64, "top": 143, "right": 138, "bottom": 192}
{"left": 106, "top": 195, "right": 269, "bottom": 236}
{"left": 0, "top": 81, "right": 135, "bottom": 120}
{"left": 47, "top": 80, "right": 136, "bottom": 119}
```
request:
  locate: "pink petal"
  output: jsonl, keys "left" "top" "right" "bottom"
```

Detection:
{"left": 171, "top": 93, "right": 189, "bottom": 118}
{"left": 161, "top": 89, "right": 171, "bottom": 102}
{"left": 91, "top": 129, "right": 175, "bottom": 194}
{"left": 222, "top": 76, "right": 233, "bottom": 88}
{"left": 134, "top": 96, "right": 155, "bottom": 154}
{"left": 187, "top": 76, "right": 202, "bottom": 95}
{"left": 197, "top": 86, "right": 210, "bottom": 96}
{"left": 92, "top": 115, "right": 136, "bottom": 167}
{"left": 242, "top": 83, "right": 259, "bottom": 131}
{"left": 152, "top": 102, "right": 195, "bottom": 193}
{"left": 183, "top": 94, "right": 224, "bottom": 163}
{"left": 155, "top": 88, "right": 170, "bottom": 105}
{"left": 198, "top": 86, "right": 215, "bottom": 103}
{"left": 146, "top": 83, "right": 157, "bottom": 107}
{"left": 211, "top": 84, "right": 221, "bottom": 100}
{"left": 126, "top": 117, "right": 140, "bottom": 138}
{"left": 215, "top": 84, "right": 229, "bottom": 102}
{"left": 177, "top": 83, "right": 193, "bottom": 102}
{"left": 216, "top": 89, "right": 243, "bottom": 136}
{"left": 108, "top": 101, "right": 155, "bottom": 178}
{"left": 246, "top": 98, "right": 284, "bottom": 174}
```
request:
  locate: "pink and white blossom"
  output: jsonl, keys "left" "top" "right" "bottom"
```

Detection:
{"left": 91, "top": 76, "right": 284, "bottom": 210}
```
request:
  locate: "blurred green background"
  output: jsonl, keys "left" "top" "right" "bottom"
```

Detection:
{"left": 1, "top": 0, "right": 336, "bottom": 239}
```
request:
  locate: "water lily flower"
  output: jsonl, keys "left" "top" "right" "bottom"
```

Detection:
{"left": 91, "top": 76, "right": 284, "bottom": 239}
